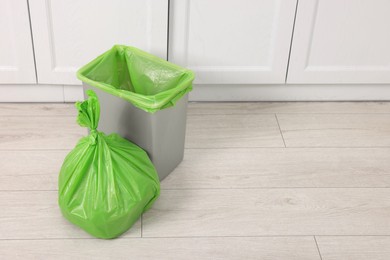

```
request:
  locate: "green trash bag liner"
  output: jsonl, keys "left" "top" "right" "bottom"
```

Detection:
{"left": 58, "top": 90, "right": 160, "bottom": 239}
{"left": 77, "top": 45, "right": 195, "bottom": 113}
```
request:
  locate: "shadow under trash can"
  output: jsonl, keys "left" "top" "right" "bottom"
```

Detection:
{"left": 77, "top": 45, "right": 195, "bottom": 180}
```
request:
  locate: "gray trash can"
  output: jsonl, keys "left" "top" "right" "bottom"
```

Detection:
{"left": 77, "top": 45, "right": 194, "bottom": 180}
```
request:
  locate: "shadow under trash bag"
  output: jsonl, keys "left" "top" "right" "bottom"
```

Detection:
{"left": 58, "top": 90, "right": 160, "bottom": 239}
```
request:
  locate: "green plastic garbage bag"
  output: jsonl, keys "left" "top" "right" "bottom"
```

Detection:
{"left": 77, "top": 45, "right": 195, "bottom": 113}
{"left": 58, "top": 90, "right": 160, "bottom": 239}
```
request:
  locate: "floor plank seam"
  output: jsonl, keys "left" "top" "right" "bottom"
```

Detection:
{"left": 0, "top": 115, "right": 77, "bottom": 118}
{"left": 315, "top": 235, "right": 390, "bottom": 237}
{"left": 141, "top": 214, "right": 143, "bottom": 238}
{"left": 187, "top": 112, "right": 390, "bottom": 116}
{"left": 313, "top": 236, "right": 324, "bottom": 260}
{"left": 183, "top": 146, "right": 390, "bottom": 149}
{"left": 275, "top": 112, "right": 390, "bottom": 115}
{"left": 3, "top": 187, "right": 390, "bottom": 192}
{"left": 274, "top": 114, "right": 287, "bottom": 148}
{"left": 159, "top": 187, "right": 390, "bottom": 190}
{"left": 0, "top": 149, "right": 73, "bottom": 151}
{"left": 2, "top": 235, "right": 390, "bottom": 242}
{"left": 3, "top": 147, "right": 390, "bottom": 151}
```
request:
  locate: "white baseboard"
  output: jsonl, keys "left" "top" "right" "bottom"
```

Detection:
{"left": 0, "top": 84, "right": 84, "bottom": 102}
{"left": 0, "top": 84, "right": 64, "bottom": 102}
{"left": 189, "top": 84, "right": 390, "bottom": 101}
{"left": 1, "top": 84, "right": 390, "bottom": 102}
{"left": 63, "top": 85, "right": 84, "bottom": 102}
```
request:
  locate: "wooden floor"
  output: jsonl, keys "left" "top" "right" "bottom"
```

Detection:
{"left": 1, "top": 102, "right": 390, "bottom": 259}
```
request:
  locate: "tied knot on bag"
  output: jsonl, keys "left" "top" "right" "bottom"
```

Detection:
{"left": 88, "top": 129, "right": 98, "bottom": 145}
{"left": 75, "top": 90, "right": 101, "bottom": 146}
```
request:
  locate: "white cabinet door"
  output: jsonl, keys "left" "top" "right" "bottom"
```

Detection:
{"left": 0, "top": 0, "right": 36, "bottom": 84}
{"left": 29, "top": 0, "right": 168, "bottom": 85}
{"left": 288, "top": 0, "right": 390, "bottom": 84}
{"left": 169, "top": 0, "right": 297, "bottom": 84}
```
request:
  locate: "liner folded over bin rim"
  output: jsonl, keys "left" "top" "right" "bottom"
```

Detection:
{"left": 77, "top": 45, "right": 195, "bottom": 113}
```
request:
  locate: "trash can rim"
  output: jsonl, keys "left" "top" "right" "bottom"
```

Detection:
{"left": 76, "top": 45, "right": 195, "bottom": 113}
